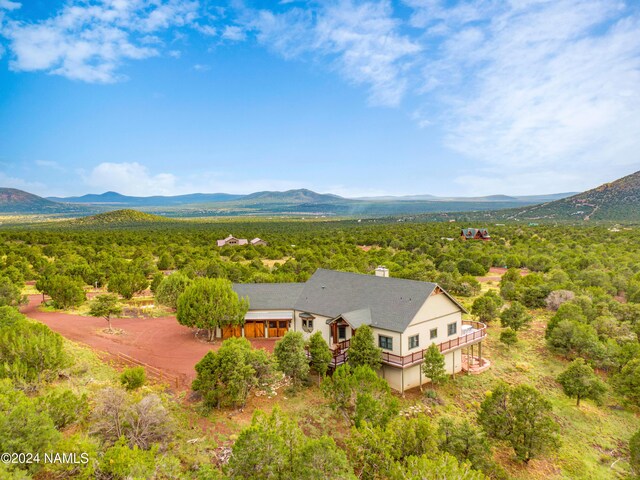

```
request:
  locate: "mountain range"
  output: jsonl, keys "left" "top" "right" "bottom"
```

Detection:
{"left": 0, "top": 170, "right": 638, "bottom": 221}
{"left": 47, "top": 189, "right": 573, "bottom": 207}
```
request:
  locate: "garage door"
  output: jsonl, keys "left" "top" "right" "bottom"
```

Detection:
{"left": 222, "top": 325, "right": 243, "bottom": 339}
{"left": 244, "top": 321, "right": 265, "bottom": 338}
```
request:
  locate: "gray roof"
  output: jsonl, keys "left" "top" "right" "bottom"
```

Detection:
{"left": 295, "top": 269, "right": 442, "bottom": 333}
{"left": 234, "top": 269, "right": 466, "bottom": 333}
{"left": 232, "top": 283, "right": 305, "bottom": 310}
{"left": 327, "top": 308, "right": 372, "bottom": 329}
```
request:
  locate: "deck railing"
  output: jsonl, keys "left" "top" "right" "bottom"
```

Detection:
{"left": 328, "top": 320, "right": 486, "bottom": 369}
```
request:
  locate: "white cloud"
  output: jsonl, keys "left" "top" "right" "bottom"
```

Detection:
{"left": 35, "top": 159, "right": 64, "bottom": 171}
{"left": 247, "top": 0, "right": 421, "bottom": 106}
{"left": 221, "top": 25, "right": 245, "bottom": 42}
{"left": 400, "top": 0, "right": 640, "bottom": 190}
{"left": 0, "top": 171, "right": 46, "bottom": 193}
{"left": 84, "top": 162, "right": 178, "bottom": 196}
{"left": 81, "top": 162, "right": 306, "bottom": 196}
{"left": 0, "top": 0, "right": 21, "bottom": 11}
{"left": 193, "top": 63, "right": 210, "bottom": 71}
{"left": 1, "top": 0, "right": 199, "bottom": 82}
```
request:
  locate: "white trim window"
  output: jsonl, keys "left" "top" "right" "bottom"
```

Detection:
{"left": 447, "top": 322, "right": 457, "bottom": 336}
{"left": 378, "top": 335, "right": 393, "bottom": 350}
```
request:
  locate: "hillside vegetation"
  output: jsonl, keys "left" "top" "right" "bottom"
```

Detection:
{"left": 500, "top": 170, "right": 640, "bottom": 222}
{"left": 2, "top": 219, "right": 640, "bottom": 478}
{"left": 71, "top": 209, "right": 173, "bottom": 226}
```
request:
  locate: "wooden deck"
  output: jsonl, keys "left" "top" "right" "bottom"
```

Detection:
{"left": 328, "top": 320, "right": 487, "bottom": 369}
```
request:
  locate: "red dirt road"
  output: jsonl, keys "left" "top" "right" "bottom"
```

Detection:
{"left": 20, "top": 295, "right": 277, "bottom": 386}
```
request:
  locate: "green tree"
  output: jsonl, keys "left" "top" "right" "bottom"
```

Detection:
{"left": 348, "top": 325, "right": 381, "bottom": 370}
{"left": 322, "top": 365, "right": 398, "bottom": 428}
{"left": 499, "top": 328, "right": 518, "bottom": 346}
{"left": 274, "top": 331, "right": 310, "bottom": 388}
{"left": 120, "top": 367, "right": 146, "bottom": 390}
{"left": 155, "top": 273, "right": 192, "bottom": 309}
{"left": 108, "top": 272, "right": 149, "bottom": 300}
{"left": 500, "top": 301, "right": 532, "bottom": 331}
{"left": 157, "top": 252, "right": 174, "bottom": 270}
{"left": 177, "top": 278, "right": 249, "bottom": 341}
{"left": 0, "top": 379, "right": 60, "bottom": 469}
{"left": 226, "top": 407, "right": 354, "bottom": 480}
{"left": 0, "top": 276, "right": 27, "bottom": 307}
{"left": 308, "top": 331, "right": 332, "bottom": 383}
{"left": 38, "top": 389, "right": 88, "bottom": 429}
{"left": 0, "top": 307, "right": 67, "bottom": 387}
{"left": 478, "top": 383, "right": 559, "bottom": 463}
{"left": 471, "top": 291, "right": 503, "bottom": 323}
{"left": 557, "top": 358, "right": 606, "bottom": 406}
{"left": 615, "top": 358, "right": 640, "bottom": 406}
{"left": 41, "top": 275, "right": 86, "bottom": 309}
{"left": 388, "top": 453, "right": 489, "bottom": 480}
{"left": 192, "top": 337, "right": 272, "bottom": 409}
{"left": 89, "top": 293, "right": 122, "bottom": 332}
{"left": 100, "top": 437, "right": 158, "bottom": 479}
{"left": 438, "top": 418, "right": 493, "bottom": 473}
{"left": 547, "top": 320, "right": 603, "bottom": 360}
{"left": 422, "top": 343, "right": 448, "bottom": 388}
{"left": 347, "top": 415, "right": 437, "bottom": 480}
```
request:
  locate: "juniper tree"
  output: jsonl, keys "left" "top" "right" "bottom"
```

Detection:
{"left": 557, "top": 358, "right": 606, "bottom": 406}
{"left": 274, "top": 331, "right": 310, "bottom": 388}
{"left": 176, "top": 277, "right": 248, "bottom": 341}
{"left": 348, "top": 325, "right": 381, "bottom": 370}
{"left": 89, "top": 293, "right": 122, "bottom": 332}
{"left": 422, "top": 343, "right": 448, "bottom": 388}
{"left": 500, "top": 301, "right": 532, "bottom": 331}
{"left": 308, "top": 331, "right": 332, "bottom": 383}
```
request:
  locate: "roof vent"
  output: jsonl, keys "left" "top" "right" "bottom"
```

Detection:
{"left": 374, "top": 266, "right": 389, "bottom": 278}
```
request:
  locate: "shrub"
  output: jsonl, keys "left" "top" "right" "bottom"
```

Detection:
{"left": 499, "top": 328, "right": 518, "bottom": 346}
{"left": 120, "top": 367, "right": 146, "bottom": 390}
{"left": 39, "top": 389, "right": 88, "bottom": 429}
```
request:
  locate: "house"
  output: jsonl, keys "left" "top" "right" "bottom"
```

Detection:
{"left": 250, "top": 238, "right": 268, "bottom": 246}
{"left": 216, "top": 235, "right": 249, "bottom": 247}
{"left": 228, "top": 268, "right": 487, "bottom": 393}
{"left": 460, "top": 228, "right": 491, "bottom": 241}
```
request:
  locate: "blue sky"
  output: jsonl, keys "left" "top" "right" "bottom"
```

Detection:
{"left": 0, "top": 0, "right": 639, "bottom": 198}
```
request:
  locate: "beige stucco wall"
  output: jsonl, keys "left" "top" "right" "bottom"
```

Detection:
{"left": 384, "top": 350, "right": 463, "bottom": 392}
{"left": 372, "top": 327, "right": 402, "bottom": 356}
{"left": 293, "top": 310, "right": 333, "bottom": 344}
{"left": 399, "top": 293, "right": 463, "bottom": 355}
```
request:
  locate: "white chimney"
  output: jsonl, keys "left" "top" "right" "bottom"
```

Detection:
{"left": 375, "top": 266, "right": 389, "bottom": 278}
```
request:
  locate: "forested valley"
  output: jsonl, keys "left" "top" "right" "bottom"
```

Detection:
{"left": 1, "top": 217, "right": 640, "bottom": 479}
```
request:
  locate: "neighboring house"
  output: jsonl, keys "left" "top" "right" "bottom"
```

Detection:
{"left": 460, "top": 228, "right": 491, "bottom": 241}
{"left": 250, "top": 238, "right": 268, "bottom": 246}
{"left": 229, "top": 268, "right": 487, "bottom": 392}
{"left": 216, "top": 235, "right": 249, "bottom": 247}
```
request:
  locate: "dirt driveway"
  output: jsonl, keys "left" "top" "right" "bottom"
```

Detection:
{"left": 20, "top": 295, "right": 278, "bottom": 386}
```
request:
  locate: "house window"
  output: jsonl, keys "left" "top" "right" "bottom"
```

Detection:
{"left": 302, "top": 318, "right": 314, "bottom": 332}
{"left": 378, "top": 335, "right": 393, "bottom": 350}
{"left": 447, "top": 322, "right": 457, "bottom": 336}
{"left": 430, "top": 328, "right": 438, "bottom": 339}
{"left": 338, "top": 325, "right": 347, "bottom": 340}
{"left": 408, "top": 334, "right": 419, "bottom": 349}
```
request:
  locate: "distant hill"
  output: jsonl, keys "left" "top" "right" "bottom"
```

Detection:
{"left": 491, "top": 171, "right": 640, "bottom": 222}
{"left": 72, "top": 209, "right": 172, "bottom": 226}
{"left": 2, "top": 185, "right": 593, "bottom": 219}
{"left": 49, "top": 191, "right": 243, "bottom": 206}
{"left": 355, "top": 192, "right": 576, "bottom": 203}
{"left": 243, "top": 189, "right": 344, "bottom": 203}
{"left": 0, "top": 188, "right": 87, "bottom": 214}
